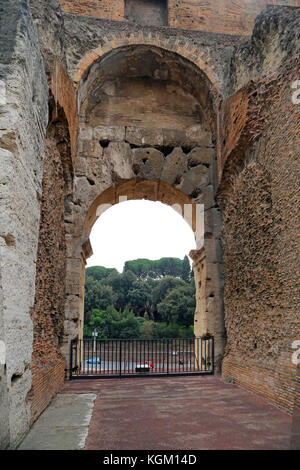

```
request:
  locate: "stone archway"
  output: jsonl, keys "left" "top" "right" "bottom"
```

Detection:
{"left": 61, "top": 44, "right": 224, "bottom": 373}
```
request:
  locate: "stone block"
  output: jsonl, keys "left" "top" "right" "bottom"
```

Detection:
{"left": 75, "top": 157, "right": 86, "bottom": 176}
{"left": 204, "top": 238, "right": 222, "bottom": 263}
{"left": 126, "top": 127, "right": 163, "bottom": 146}
{"left": 65, "top": 295, "right": 80, "bottom": 320}
{"left": 185, "top": 125, "right": 213, "bottom": 147}
{"left": 94, "top": 125, "right": 125, "bottom": 142}
{"left": 162, "top": 128, "right": 187, "bottom": 147}
{"left": 104, "top": 142, "right": 134, "bottom": 179}
{"left": 180, "top": 165, "right": 210, "bottom": 195}
{"left": 204, "top": 208, "right": 222, "bottom": 237}
{"left": 161, "top": 147, "right": 187, "bottom": 185}
{"left": 188, "top": 147, "right": 215, "bottom": 166}
{"left": 192, "top": 185, "right": 215, "bottom": 209}
{"left": 78, "top": 126, "right": 93, "bottom": 141}
{"left": 132, "top": 147, "right": 164, "bottom": 180}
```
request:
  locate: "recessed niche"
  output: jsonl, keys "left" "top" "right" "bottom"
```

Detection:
{"left": 125, "top": 0, "right": 168, "bottom": 27}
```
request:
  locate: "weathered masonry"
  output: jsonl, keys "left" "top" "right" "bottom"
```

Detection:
{"left": 0, "top": 0, "right": 299, "bottom": 449}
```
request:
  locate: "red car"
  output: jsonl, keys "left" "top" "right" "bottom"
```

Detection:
{"left": 135, "top": 361, "right": 155, "bottom": 372}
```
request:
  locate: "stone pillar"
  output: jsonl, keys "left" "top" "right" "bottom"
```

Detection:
{"left": 61, "top": 237, "right": 93, "bottom": 377}
{"left": 190, "top": 245, "right": 225, "bottom": 373}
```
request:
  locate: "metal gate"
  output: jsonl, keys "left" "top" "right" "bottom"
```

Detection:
{"left": 70, "top": 337, "right": 214, "bottom": 379}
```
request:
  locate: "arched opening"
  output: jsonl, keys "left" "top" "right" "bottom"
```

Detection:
{"left": 87, "top": 199, "right": 196, "bottom": 272}
{"left": 84, "top": 198, "right": 197, "bottom": 342}
{"left": 62, "top": 44, "right": 224, "bottom": 374}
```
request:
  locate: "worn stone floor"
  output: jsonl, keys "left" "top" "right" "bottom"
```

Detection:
{"left": 18, "top": 393, "right": 96, "bottom": 450}
{"left": 58, "top": 376, "right": 292, "bottom": 450}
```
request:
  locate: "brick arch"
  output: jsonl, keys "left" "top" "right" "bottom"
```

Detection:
{"left": 73, "top": 34, "right": 220, "bottom": 93}
{"left": 83, "top": 178, "right": 200, "bottom": 243}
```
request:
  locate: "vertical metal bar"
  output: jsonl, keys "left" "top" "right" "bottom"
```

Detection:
{"left": 179, "top": 338, "right": 181, "bottom": 372}
{"left": 167, "top": 339, "right": 169, "bottom": 375}
{"left": 119, "top": 340, "right": 122, "bottom": 377}
{"left": 100, "top": 340, "right": 102, "bottom": 375}
{"left": 96, "top": 339, "right": 98, "bottom": 374}
{"left": 173, "top": 339, "right": 175, "bottom": 373}
{"left": 113, "top": 339, "right": 115, "bottom": 375}
{"left": 70, "top": 340, "right": 73, "bottom": 380}
{"left": 151, "top": 339, "right": 153, "bottom": 373}
{"left": 80, "top": 339, "right": 82, "bottom": 375}
{"left": 92, "top": 339, "right": 94, "bottom": 375}
{"left": 131, "top": 340, "right": 133, "bottom": 374}
{"left": 111, "top": 340, "right": 113, "bottom": 375}
{"left": 103, "top": 340, "right": 106, "bottom": 375}
{"left": 200, "top": 337, "right": 202, "bottom": 371}
{"left": 212, "top": 337, "right": 215, "bottom": 374}
{"left": 123, "top": 340, "right": 125, "bottom": 375}
{"left": 139, "top": 339, "right": 141, "bottom": 372}
{"left": 83, "top": 338, "right": 85, "bottom": 375}
{"left": 159, "top": 339, "right": 161, "bottom": 374}
{"left": 114, "top": 339, "right": 116, "bottom": 375}
{"left": 127, "top": 340, "right": 129, "bottom": 375}
{"left": 87, "top": 339, "right": 90, "bottom": 375}
{"left": 143, "top": 339, "right": 145, "bottom": 373}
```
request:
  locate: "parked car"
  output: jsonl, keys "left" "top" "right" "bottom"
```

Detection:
{"left": 136, "top": 361, "right": 155, "bottom": 372}
{"left": 86, "top": 357, "right": 101, "bottom": 364}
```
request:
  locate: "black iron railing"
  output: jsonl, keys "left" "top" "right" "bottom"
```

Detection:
{"left": 70, "top": 336, "right": 214, "bottom": 379}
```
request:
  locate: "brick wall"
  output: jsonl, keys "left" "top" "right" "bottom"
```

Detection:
{"left": 220, "top": 63, "right": 300, "bottom": 414}
{"left": 29, "top": 361, "right": 66, "bottom": 424}
{"left": 58, "top": 0, "right": 300, "bottom": 34}
{"left": 58, "top": 0, "right": 124, "bottom": 20}
{"left": 29, "top": 105, "right": 73, "bottom": 423}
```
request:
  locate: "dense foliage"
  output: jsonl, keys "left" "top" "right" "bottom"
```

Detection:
{"left": 84, "top": 256, "right": 195, "bottom": 339}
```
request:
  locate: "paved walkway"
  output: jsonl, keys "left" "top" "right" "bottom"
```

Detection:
{"left": 18, "top": 393, "right": 96, "bottom": 450}
{"left": 60, "top": 376, "right": 292, "bottom": 450}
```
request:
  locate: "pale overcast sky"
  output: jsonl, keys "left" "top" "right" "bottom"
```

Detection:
{"left": 87, "top": 200, "right": 196, "bottom": 272}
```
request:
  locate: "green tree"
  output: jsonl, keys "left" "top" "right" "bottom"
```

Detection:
{"left": 106, "top": 269, "right": 137, "bottom": 310}
{"left": 152, "top": 276, "right": 185, "bottom": 306}
{"left": 86, "top": 266, "right": 118, "bottom": 282}
{"left": 127, "top": 280, "right": 152, "bottom": 316}
{"left": 89, "top": 306, "right": 141, "bottom": 339}
{"left": 181, "top": 255, "right": 191, "bottom": 282}
{"left": 84, "top": 279, "right": 117, "bottom": 321}
{"left": 157, "top": 284, "right": 195, "bottom": 326}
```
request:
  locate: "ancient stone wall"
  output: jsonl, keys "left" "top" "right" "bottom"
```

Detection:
{"left": 168, "top": 0, "right": 300, "bottom": 34}
{"left": 125, "top": 0, "right": 168, "bottom": 26}
{"left": 29, "top": 101, "right": 73, "bottom": 424}
{"left": 58, "top": 0, "right": 300, "bottom": 34}
{"left": 219, "top": 7, "right": 300, "bottom": 413}
{"left": 0, "top": 0, "right": 48, "bottom": 448}
{"left": 1, "top": 0, "right": 299, "bottom": 449}
{"left": 59, "top": 0, "right": 124, "bottom": 20}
